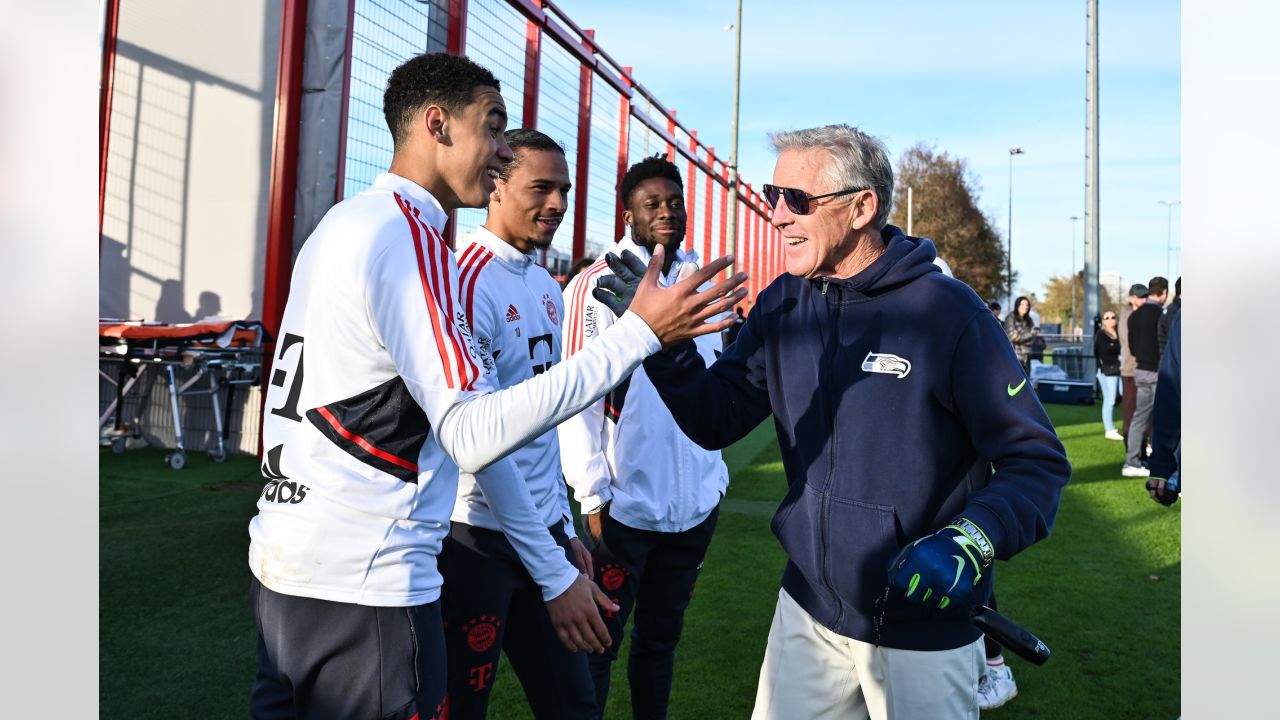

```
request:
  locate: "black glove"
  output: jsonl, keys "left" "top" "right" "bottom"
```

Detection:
{"left": 591, "top": 250, "right": 647, "bottom": 317}
{"left": 888, "top": 518, "right": 994, "bottom": 612}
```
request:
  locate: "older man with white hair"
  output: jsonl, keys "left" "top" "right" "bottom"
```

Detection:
{"left": 617, "top": 124, "right": 1072, "bottom": 719}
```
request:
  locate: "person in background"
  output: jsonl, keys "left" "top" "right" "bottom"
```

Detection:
{"left": 1158, "top": 276, "right": 1181, "bottom": 358}
{"left": 988, "top": 300, "right": 1002, "bottom": 319}
{"left": 1117, "top": 295, "right": 1137, "bottom": 442}
{"left": 1094, "top": 311, "right": 1123, "bottom": 440}
{"left": 725, "top": 306, "right": 747, "bottom": 346}
{"left": 1003, "top": 296, "right": 1036, "bottom": 373}
{"left": 560, "top": 156, "right": 730, "bottom": 720}
{"left": 562, "top": 256, "right": 596, "bottom": 290}
{"left": 1122, "top": 281, "right": 1163, "bottom": 477}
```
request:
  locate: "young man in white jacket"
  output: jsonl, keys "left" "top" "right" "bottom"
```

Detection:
{"left": 246, "top": 55, "right": 746, "bottom": 720}
{"left": 440, "top": 129, "right": 596, "bottom": 719}
{"left": 560, "top": 156, "right": 729, "bottom": 719}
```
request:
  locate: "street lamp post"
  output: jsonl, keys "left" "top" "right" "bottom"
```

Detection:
{"left": 1007, "top": 147, "right": 1025, "bottom": 307}
{"left": 1158, "top": 199, "right": 1181, "bottom": 278}
{"left": 1069, "top": 215, "right": 1079, "bottom": 335}
{"left": 724, "top": 0, "right": 743, "bottom": 271}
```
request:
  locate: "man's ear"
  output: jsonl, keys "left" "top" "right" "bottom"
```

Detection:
{"left": 623, "top": 208, "right": 634, "bottom": 227}
{"left": 848, "top": 189, "right": 878, "bottom": 231}
{"left": 423, "top": 104, "right": 448, "bottom": 144}
{"left": 490, "top": 181, "right": 504, "bottom": 205}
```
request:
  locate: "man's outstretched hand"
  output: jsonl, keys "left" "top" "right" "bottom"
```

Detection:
{"left": 592, "top": 245, "right": 748, "bottom": 346}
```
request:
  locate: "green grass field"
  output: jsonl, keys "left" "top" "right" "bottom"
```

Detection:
{"left": 100, "top": 403, "right": 1179, "bottom": 718}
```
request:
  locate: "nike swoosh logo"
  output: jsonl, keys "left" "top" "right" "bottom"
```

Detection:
{"left": 1007, "top": 379, "right": 1027, "bottom": 397}
{"left": 947, "top": 555, "right": 965, "bottom": 593}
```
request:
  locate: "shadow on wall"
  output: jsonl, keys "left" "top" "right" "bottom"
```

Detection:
{"left": 154, "top": 281, "right": 223, "bottom": 324}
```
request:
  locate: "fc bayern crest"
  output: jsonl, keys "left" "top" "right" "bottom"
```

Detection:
{"left": 542, "top": 293, "right": 560, "bottom": 325}
{"left": 463, "top": 615, "right": 501, "bottom": 653}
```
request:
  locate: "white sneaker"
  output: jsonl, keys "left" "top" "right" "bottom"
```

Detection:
{"left": 1104, "top": 430, "right": 1124, "bottom": 440}
{"left": 1121, "top": 464, "right": 1150, "bottom": 477}
{"left": 977, "top": 663, "right": 1018, "bottom": 710}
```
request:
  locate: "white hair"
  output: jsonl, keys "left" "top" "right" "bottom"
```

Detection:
{"left": 769, "top": 124, "right": 895, "bottom": 229}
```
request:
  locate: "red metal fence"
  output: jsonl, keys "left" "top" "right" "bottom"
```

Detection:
{"left": 337, "top": 0, "right": 781, "bottom": 303}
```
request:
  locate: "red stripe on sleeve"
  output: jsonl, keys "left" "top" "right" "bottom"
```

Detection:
{"left": 316, "top": 406, "right": 420, "bottom": 472}
{"left": 429, "top": 226, "right": 482, "bottom": 389}
{"left": 566, "top": 259, "right": 610, "bottom": 356}
{"left": 395, "top": 194, "right": 456, "bottom": 389}
{"left": 462, "top": 249, "right": 494, "bottom": 328}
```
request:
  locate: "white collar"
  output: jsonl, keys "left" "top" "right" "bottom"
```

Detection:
{"left": 371, "top": 173, "right": 448, "bottom": 232}
{"left": 464, "top": 225, "right": 539, "bottom": 267}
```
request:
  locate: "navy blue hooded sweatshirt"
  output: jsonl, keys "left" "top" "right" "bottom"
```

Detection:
{"left": 644, "top": 227, "right": 1070, "bottom": 651}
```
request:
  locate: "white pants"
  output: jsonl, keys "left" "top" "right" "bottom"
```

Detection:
{"left": 751, "top": 589, "right": 984, "bottom": 720}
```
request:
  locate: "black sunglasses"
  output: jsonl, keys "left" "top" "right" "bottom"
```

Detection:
{"left": 762, "top": 184, "right": 867, "bottom": 215}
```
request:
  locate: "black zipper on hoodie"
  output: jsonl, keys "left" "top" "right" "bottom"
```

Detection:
{"left": 818, "top": 282, "right": 843, "bottom": 628}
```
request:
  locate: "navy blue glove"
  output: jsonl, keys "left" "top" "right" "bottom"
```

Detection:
{"left": 888, "top": 518, "right": 994, "bottom": 612}
{"left": 591, "top": 250, "right": 647, "bottom": 317}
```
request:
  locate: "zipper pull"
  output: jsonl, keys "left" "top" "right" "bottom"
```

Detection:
{"left": 820, "top": 278, "right": 829, "bottom": 295}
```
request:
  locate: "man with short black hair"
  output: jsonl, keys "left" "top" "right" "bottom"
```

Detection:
{"left": 560, "top": 155, "right": 729, "bottom": 719}
{"left": 438, "top": 128, "right": 600, "bottom": 719}
{"left": 246, "top": 53, "right": 745, "bottom": 719}
{"left": 1122, "top": 281, "right": 1163, "bottom": 477}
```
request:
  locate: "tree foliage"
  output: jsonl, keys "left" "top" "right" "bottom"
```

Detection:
{"left": 889, "top": 143, "right": 1012, "bottom": 301}
{"left": 1038, "top": 271, "right": 1120, "bottom": 333}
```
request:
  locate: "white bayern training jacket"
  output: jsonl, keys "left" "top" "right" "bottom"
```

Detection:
{"left": 248, "top": 174, "right": 659, "bottom": 607}
{"left": 559, "top": 235, "right": 729, "bottom": 533}
{"left": 451, "top": 226, "right": 575, "bottom": 539}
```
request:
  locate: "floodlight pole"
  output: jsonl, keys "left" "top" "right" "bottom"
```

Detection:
{"left": 1158, "top": 199, "right": 1181, "bottom": 278}
{"left": 1070, "top": 215, "right": 1079, "bottom": 334}
{"left": 1007, "top": 146, "right": 1024, "bottom": 307}
{"left": 724, "top": 0, "right": 743, "bottom": 272}
{"left": 1083, "top": 0, "right": 1101, "bottom": 345}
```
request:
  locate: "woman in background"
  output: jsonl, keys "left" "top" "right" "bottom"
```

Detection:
{"left": 1094, "top": 311, "right": 1123, "bottom": 440}
{"left": 1003, "top": 296, "right": 1036, "bottom": 373}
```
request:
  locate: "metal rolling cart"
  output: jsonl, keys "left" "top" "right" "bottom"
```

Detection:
{"left": 99, "top": 320, "right": 269, "bottom": 469}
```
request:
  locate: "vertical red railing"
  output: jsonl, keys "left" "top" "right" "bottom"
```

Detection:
{"left": 666, "top": 112, "right": 676, "bottom": 161}
{"left": 571, "top": 29, "right": 595, "bottom": 261}
{"left": 521, "top": 0, "right": 542, "bottom": 129}
{"left": 615, "top": 66, "right": 631, "bottom": 243}
{"left": 262, "top": 0, "right": 309, "bottom": 342}
{"left": 718, "top": 162, "right": 729, "bottom": 260}
{"left": 99, "top": 0, "right": 120, "bottom": 244}
{"left": 684, "top": 131, "right": 697, "bottom": 254}
{"left": 702, "top": 146, "right": 714, "bottom": 264}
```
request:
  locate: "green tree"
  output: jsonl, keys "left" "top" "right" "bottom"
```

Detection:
{"left": 889, "top": 143, "right": 1012, "bottom": 300}
{"left": 1039, "top": 271, "right": 1120, "bottom": 333}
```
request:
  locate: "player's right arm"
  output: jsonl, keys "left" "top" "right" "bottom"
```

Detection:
{"left": 372, "top": 235, "right": 743, "bottom": 474}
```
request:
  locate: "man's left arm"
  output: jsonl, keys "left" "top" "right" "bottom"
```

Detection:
{"left": 949, "top": 310, "right": 1072, "bottom": 559}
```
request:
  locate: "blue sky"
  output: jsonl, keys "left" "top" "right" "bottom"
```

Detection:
{"left": 553, "top": 0, "right": 1180, "bottom": 298}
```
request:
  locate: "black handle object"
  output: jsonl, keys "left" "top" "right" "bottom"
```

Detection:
{"left": 971, "top": 605, "right": 1051, "bottom": 666}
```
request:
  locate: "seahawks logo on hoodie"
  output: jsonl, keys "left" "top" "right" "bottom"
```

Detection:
{"left": 862, "top": 351, "right": 912, "bottom": 379}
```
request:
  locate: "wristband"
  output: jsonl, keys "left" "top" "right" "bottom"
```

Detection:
{"left": 947, "top": 517, "right": 994, "bottom": 567}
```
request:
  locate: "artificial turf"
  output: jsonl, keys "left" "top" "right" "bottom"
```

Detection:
{"left": 99, "top": 403, "right": 1180, "bottom": 718}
